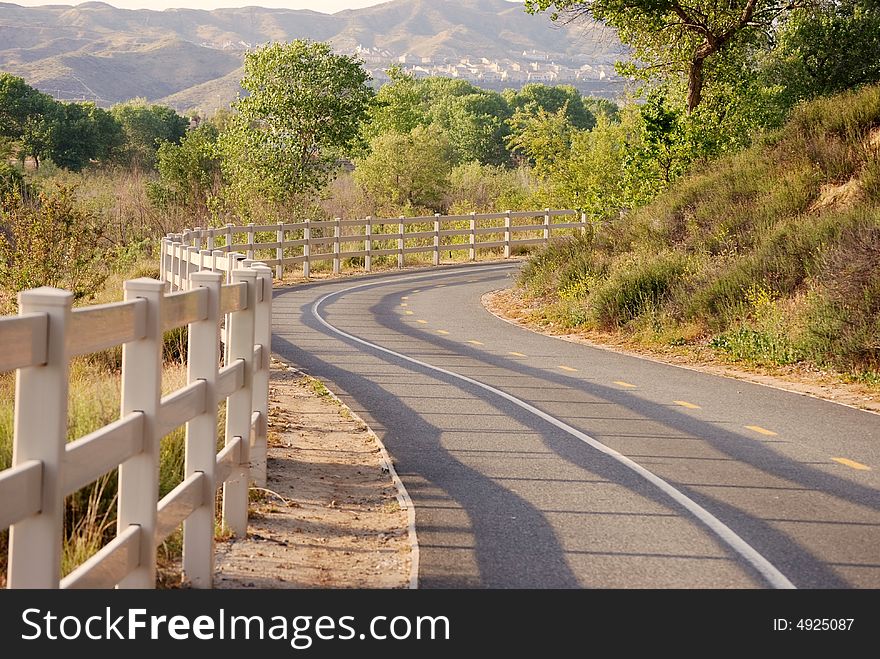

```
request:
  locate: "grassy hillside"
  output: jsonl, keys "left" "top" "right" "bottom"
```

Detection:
{"left": 518, "top": 84, "right": 880, "bottom": 382}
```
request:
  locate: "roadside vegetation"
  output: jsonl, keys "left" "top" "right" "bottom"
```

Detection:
{"left": 512, "top": 0, "right": 880, "bottom": 385}
{"left": 518, "top": 85, "right": 880, "bottom": 382}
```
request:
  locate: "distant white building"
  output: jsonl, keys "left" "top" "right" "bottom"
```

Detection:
{"left": 528, "top": 71, "right": 557, "bottom": 82}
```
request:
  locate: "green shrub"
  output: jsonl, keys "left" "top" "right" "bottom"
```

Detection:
{"left": 0, "top": 185, "right": 108, "bottom": 309}
{"left": 590, "top": 252, "right": 689, "bottom": 328}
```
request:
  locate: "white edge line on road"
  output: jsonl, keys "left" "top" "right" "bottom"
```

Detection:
{"left": 311, "top": 268, "right": 796, "bottom": 590}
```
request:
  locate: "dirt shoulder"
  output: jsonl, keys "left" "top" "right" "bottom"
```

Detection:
{"left": 214, "top": 359, "right": 414, "bottom": 589}
{"left": 485, "top": 288, "right": 880, "bottom": 415}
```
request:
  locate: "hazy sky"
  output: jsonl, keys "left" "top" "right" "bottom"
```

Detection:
{"left": 5, "top": 1, "right": 491, "bottom": 12}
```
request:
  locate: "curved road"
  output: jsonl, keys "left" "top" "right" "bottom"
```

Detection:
{"left": 272, "top": 262, "right": 880, "bottom": 589}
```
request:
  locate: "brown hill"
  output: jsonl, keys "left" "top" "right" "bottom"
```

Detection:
{"left": 0, "top": 0, "right": 623, "bottom": 111}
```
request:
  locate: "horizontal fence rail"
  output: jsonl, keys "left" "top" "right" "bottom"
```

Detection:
{"left": 2, "top": 208, "right": 580, "bottom": 590}
{"left": 0, "top": 258, "right": 273, "bottom": 589}
{"left": 161, "top": 209, "right": 586, "bottom": 287}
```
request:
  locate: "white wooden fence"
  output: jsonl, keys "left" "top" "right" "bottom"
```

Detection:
{"left": 161, "top": 209, "right": 586, "bottom": 286}
{"left": 1, "top": 208, "right": 583, "bottom": 590}
{"left": 0, "top": 258, "right": 272, "bottom": 589}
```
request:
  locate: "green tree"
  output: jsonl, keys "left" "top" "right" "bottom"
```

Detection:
{"left": 507, "top": 106, "right": 577, "bottom": 173}
{"left": 763, "top": 0, "right": 880, "bottom": 108}
{"left": 525, "top": 0, "right": 807, "bottom": 111}
{"left": 505, "top": 83, "right": 596, "bottom": 130}
{"left": 47, "top": 103, "right": 123, "bottom": 172}
{"left": 366, "top": 72, "right": 513, "bottom": 166}
{"left": 0, "top": 186, "right": 107, "bottom": 301}
{"left": 219, "top": 40, "right": 374, "bottom": 216}
{"left": 365, "top": 66, "right": 428, "bottom": 138}
{"left": 0, "top": 75, "right": 59, "bottom": 168}
{"left": 354, "top": 124, "right": 453, "bottom": 214}
{"left": 149, "top": 122, "right": 222, "bottom": 222}
{"left": 0, "top": 74, "right": 53, "bottom": 140}
{"left": 427, "top": 86, "right": 512, "bottom": 166}
{"left": 111, "top": 99, "right": 188, "bottom": 169}
{"left": 583, "top": 97, "right": 620, "bottom": 122}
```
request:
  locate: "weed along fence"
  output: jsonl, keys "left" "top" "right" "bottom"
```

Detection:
{"left": 161, "top": 209, "right": 586, "bottom": 285}
{"left": 0, "top": 260, "right": 273, "bottom": 589}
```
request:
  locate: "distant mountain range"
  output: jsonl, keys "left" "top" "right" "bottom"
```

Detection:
{"left": 0, "top": 0, "right": 625, "bottom": 114}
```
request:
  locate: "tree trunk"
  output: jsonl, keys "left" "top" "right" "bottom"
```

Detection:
{"left": 687, "top": 57, "right": 705, "bottom": 112}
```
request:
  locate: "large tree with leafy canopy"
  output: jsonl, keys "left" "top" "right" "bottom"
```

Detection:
{"left": 525, "top": 0, "right": 810, "bottom": 111}
{"left": 762, "top": 0, "right": 880, "bottom": 108}
{"left": 219, "top": 40, "right": 374, "bottom": 215}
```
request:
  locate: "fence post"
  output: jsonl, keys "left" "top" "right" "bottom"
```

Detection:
{"left": 225, "top": 223, "right": 234, "bottom": 253}
{"left": 193, "top": 228, "right": 202, "bottom": 252}
{"left": 182, "top": 271, "right": 222, "bottom": 589}
{"left": 7, "top": 288, "right": 72, "bottom": 588}
{"left": 177, "top": 240, "right": 186, "bottom": 291}
{"left": 303, "top": 219, "right": 311, "bottom": 279}
{"left": 186, "top": 246, "right": 199, "bottom": 289}
{"left": 164, "top": 238, "right": 173, "bottom": 284}
{"left": 469, "top": 212, "right": 477, "bottom": 262}
{"left": 222, "top": 268, "right": 257, "bottom": 537}
{"left": 159, "top": 238, "right": 167, "bottom": 283}
{"left": 504, "top": 210, "right": 512, "bottom": 259}
{"left": 544, "top": 208, "right": 551, "bottom": 244}
{"left": 276, "top": 222, "right": 284, "bottom": 280}
{"left": 581, "top": 211, "right": 588, "bottom": 235}
{"left": 171, "top": 241, "right": 180, "bottom": 291}
{"left": 398, "top": 216, "right": 405, "bottom": 269}
{"left": 118, "top": 278, "right": 164, "bottom": 588}
{"left": 207, "top": 229, "right": 215, "bottom": 253}
{"left": 182, "top": 244, "right": 192, "bottom": 290}
{"left": 223, "top": 254, "right": 245, "bottom": 365}
{"left": 365, "top": 216, "right": 373, "bottom": 273}
{"left": 247, "top": 223, "right": 255, "bottom": 260}
{"left": 212, "top": 249, "right": 223, "bottom": 274}
{"left": 332, "top": 217, "right": 341, "bottom": 275}
{"left": 251, "top": 265, "right": 273, "bottom": 488}
{"left": 433, "top": 213, "right": 441, "bottom": 267}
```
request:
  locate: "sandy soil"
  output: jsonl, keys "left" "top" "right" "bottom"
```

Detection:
{"left": 213, "top": 360, "right": 413, "bottom": 589}
{"left": 484, "top": 288, "right": 880, "bottom": 415}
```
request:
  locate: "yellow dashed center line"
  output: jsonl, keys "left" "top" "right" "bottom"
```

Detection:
{"left": 509, "top": 352, "right": 527, "bottom": 358}
{"left": 437, "top": 330, "right": 450, "bottom": 335}
{"left": 401, "top": 303, "right": 408, "bottom": 307}
{"left": 559, "top": 365, "right": 578, "bottom": 373}
{"left": 674, "top": 400, "right": 701, "bottom": 410}
{"left": 417, "top": 320, "right": 429, "bottom": 325}
{"left": 412, "top": 289, "right": 421, "bottom": 293}
{"left": 745, "top": 425, "right": 778, "bottom": 437}
{"left": 401, "top": 296, "right": 409, "bottom": 300}
{"left": 832, "top": 457, "right": 871, "bottom": 471}
{"left": 404, "top": 311, "right": 414, "bottom": 316}
{"left": 467, "top": 340, "right": 485, "bottom": 346}
{"left": 614, "top": 381, "right": 637, "bottom": 388}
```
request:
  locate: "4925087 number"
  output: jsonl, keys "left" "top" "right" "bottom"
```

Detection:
{"left": 774, "top": 618, "right": 854, "bottom": 631}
